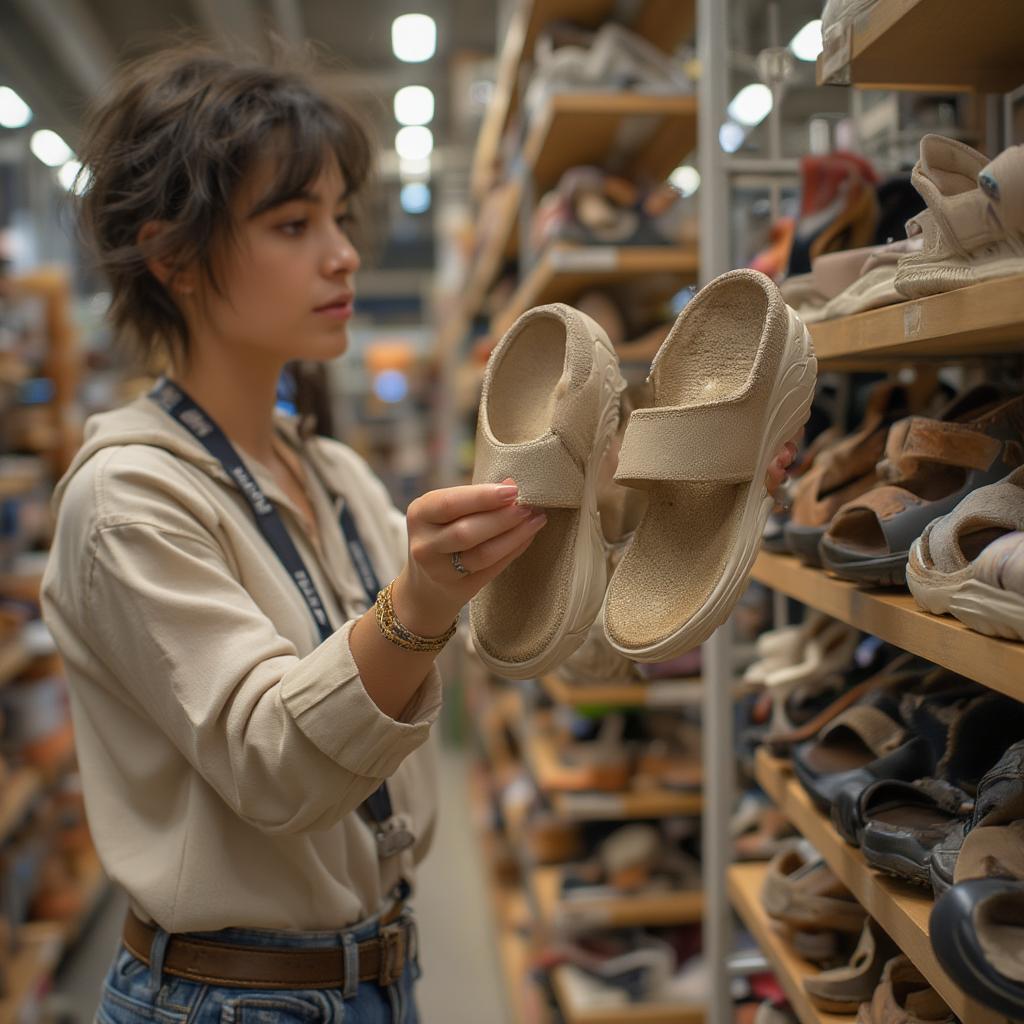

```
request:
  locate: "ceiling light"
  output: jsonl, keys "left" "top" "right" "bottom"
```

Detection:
{"left": 0, "top": 87, "right": 32, "bottom": 129}
{"left": 394, "top": 85, "right": 434, "bottom": 126}
{"left": 392, "top": 14, "right": 436, "bottom": 63}
{"left": 399, "top": 156, "right": 431, "bottom": 182}
{"left": 57, "top": 159, "right": 90, "bottom": 194}
{"left": 669, "top": 165, "right": 701, "bottom": 197}
{"left": 790, "top": 19, "right": 824, "bottom": 62}
{"left": 395, "top": 125, "right": 433, "bottom": 161}
{"left": 374, "top": 369, "right": 410, "bottom": 403}
{"left": 727, "top": 83, "right": 773, "bottom": 127}
{"left": 30, "top": 129, "right": 72, "bottom": 167}
{"left": 400, "top": 182, "right": 431, "bottom": 214}
{"left": 719, "top": 121, "right": 747, "bottom": 154}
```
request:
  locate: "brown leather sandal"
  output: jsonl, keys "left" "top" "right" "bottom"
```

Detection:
{"left": 821, "top": 386, "right": 1024, "bottom": 586}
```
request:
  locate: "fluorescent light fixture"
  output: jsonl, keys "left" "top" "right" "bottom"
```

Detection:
{"left": 395, "top": 125, "right": 433, "bottom": 161}
{"left": 30, "top": 129, "right": 72, "bottom": 167}
{"left": 719, "top": 121, "right": 746, "bottom": 153}
{"left": 400, "top": 182, "right": 431, "bottom": 214}
{"left": 392, "top": 14, "right": 436, "bottom": 63}
{"left": 399, "top": 156, "right": 431, "bottom": 182}
{"left": 790, "top": 19, "right": 824, "bottom": 62}
{"left": 669, "top": 164, "right": 701, "bottom": 197}
{"left": 394, "top": 85, "right": 434, "bottom": 126}
{"left": 0, "top": 86, "right": 32, "bottom": 129}
{"left": 57, "top": 159, "right": 90, "bottom": 194}
{"left": 727, "top": 83, "right": 773, "bottom": 127}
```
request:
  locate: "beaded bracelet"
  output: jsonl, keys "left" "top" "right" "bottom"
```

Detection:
{"left": 374, "top": 579, "right": 458, "bottom": 653}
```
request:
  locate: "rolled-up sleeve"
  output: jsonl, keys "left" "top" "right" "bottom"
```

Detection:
{"left": 85, "top": 519, "right": 441, "bottom": 836}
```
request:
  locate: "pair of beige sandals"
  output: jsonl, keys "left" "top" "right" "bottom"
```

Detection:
{"left": 470, "top": 269, "right": 817, "bottom": 679}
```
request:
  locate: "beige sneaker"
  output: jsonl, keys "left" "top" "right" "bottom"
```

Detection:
{"left": 895, "top": 135, "right": 1024, "bottom": 299}
{"left": 471, "top": 303, "right": 626, "bottom": 679}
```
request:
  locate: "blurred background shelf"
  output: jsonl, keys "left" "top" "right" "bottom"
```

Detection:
{"left": 539, "top": 673, "right": 702, "bottom": 709}
{"left": 551, "top": 966, "right": 704, "bottom": 1024}
{"left": 492, "top": 244, "right": 698, "bottom": 337}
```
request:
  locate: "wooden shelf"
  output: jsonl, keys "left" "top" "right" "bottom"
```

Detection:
{"left": 817, "top": 0, "right": 1024, "bottom": 92}
{"left": 471, "top": 0, "right": 695, "bottom": 200}
{"left": 0, "top": 921, "right": 65, "bottom": 1024}
{"left": 462, "top": 179, "right": 523, "bottom": 322}
{"left": 539, "top": 673, "right": 702, "bottom": 709}
{"left": 728, "top": 862, "right": 850, "bottom": 1024}
{"left": 754, "top": 749, "right": 1006, "bottom": 1024}
{"left": 525, "top": 93, "right": 698, "bottom": 195}
{"left": 808, "top": 275, "right": 1024, "bottom": 368}
{"left": 493, "top": 244, "right": 697, "bottom": 337}
{"left": 0, "top": 637, "right": 32, "bottom": 688}
{"left": 522, "top": 718, "right": 702, "bottom": 821}
{"left": 551, "top": 966, "right": 704, "bottom": 1024}
{"left": 533, "top": 864, "right": 703, "bottom": 930}
{"left": 750, "top": 552, "right": 1024, "bottom": 699}
{"left": 0, "top": 768, "right": 44, "bottom": 844}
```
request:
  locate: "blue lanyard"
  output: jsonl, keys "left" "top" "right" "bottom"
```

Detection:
{"left": 148, "top": 378, "right": 398, "bottom": 830}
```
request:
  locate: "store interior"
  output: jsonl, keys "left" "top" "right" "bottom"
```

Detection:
{"left": 3, "top": 0, "right": 1024, "bottom": 1022}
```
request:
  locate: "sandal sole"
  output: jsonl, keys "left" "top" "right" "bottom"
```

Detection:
{"left": 906, "top": 563, "right": 1024, "bottom": 642}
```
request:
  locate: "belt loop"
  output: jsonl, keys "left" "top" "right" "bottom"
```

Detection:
{"left": 148, "top": 928, "right": 171, "bottom": 993}
{"left": 342, "top": 933, "right": 359, "bottom": 1000}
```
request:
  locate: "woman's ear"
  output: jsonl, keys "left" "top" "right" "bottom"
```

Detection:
{"left": 137, "top": 221, "right": 195, "bottom": 295}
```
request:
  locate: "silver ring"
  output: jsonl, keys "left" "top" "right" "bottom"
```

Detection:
{"left": 451, "top": 551, "right": 471, "bottom": 577}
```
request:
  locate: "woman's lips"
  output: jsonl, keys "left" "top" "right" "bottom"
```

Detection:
{"left": 314, "top": 298, "right": 354, "bottom": 319}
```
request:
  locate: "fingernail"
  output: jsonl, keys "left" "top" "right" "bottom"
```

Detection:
{"left": 497, "top": 484, "right": 518, "bottom": 500}
{"left": 514, "top": 504, "right": 534, "bottom": 518}
{"left": 528, "top": 513, "right": 548, "bottom": 529}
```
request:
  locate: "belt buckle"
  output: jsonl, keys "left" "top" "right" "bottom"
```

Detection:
{"left": 377, "top": 923, "right": 406, "bottom": 988}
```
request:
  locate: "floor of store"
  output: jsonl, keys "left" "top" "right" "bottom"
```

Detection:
{"left": 52, "top": 741, "right": 507, "bottom": 1024}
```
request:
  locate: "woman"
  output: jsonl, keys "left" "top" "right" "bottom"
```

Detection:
{"left": 41, "top": 47, "right": 795, "bottom": 1022}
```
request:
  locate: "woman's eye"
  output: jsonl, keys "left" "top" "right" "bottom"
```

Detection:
{"left": 336, "top": 213, "right": 355, "bottom": 230}
{"left": 280, "top": 219, "right": 307, "bottom": 236}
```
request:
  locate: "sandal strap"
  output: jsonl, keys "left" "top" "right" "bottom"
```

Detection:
{"left": 878, "top": 415, "right": 1003, "bottom": 483}
{"left": 473, "top": 432, "right": 583, "bottom": 508}
{"left": 615, "top": 401, "right": 759, "bottom": 485}
{"left": 818, "top": 704, "right": 907, "bottom": 758}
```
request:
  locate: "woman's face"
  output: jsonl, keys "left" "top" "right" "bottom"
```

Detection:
{"left": 186, "top": 152, "right": 361, "bottom": 365}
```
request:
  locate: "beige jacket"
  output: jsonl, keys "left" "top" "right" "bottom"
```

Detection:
{"left": 40, "top": 396, "right": 440, "bottom": 933}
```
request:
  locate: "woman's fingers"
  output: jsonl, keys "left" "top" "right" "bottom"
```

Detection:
{"left": 411, "top": 479, "right": 519, "bottom": 527}
{"left": 459, "top": 510, "right": 547, "bottom": 574}
{"left": 472, "top": 531, "right": 540, "bottom": 586}
{"left": 434, "top": 501, "right": 540, "bottom": 555}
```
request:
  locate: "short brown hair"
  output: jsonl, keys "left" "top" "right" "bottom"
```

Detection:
{"left": 77, "top": 45, "right": 372, "bottom": 368}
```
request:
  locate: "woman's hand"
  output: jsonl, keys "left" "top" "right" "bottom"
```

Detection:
{"left": 765, "top": 438, "right": 799, "bottom": 501}
{"left": 392, "top": 478, "right": 545, "bottom": 637}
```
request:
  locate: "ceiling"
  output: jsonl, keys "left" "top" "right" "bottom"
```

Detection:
{"left": 0, "top": 0, "right": 501, "bottom": 284}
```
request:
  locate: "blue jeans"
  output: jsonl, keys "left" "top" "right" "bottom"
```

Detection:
{"left": 97, "top": 908, "right": 421, "bottom": 1024}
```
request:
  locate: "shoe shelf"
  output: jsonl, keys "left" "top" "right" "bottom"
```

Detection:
{"left": 0, "top": 767, "right": 45, "bottom": 845}
{"left": 816, "top": 0, "right": 1024, "bottom": 93}
{"left": 728, "top": 862, "right": 849, "bottom": 1024}
{"left": 471, "top": 0, "right": 696, "bottom": 201}
{"left": 539, "top": 672, "right": 703, "bottom": 710}
{"left": 531, "top": 864, "right": 704, "bottom": 931}
{"left": 469, "top": 765, "right": 555, "bottom": 1024}
{"left": 550, "top": 966, "right": 704, "bottom": 1024}
{"left": 525, "top": 92, "right": 698, "bottom": 197}
{"left": 492, "top": 243, "right": 698, "bottom": 338}
{"left": 0, "top": 849, "right": 109, "bottom": 1024}
{"left": 753, "top": 749, "right": 1007, "bottom": 1024}
{"left": 0, "top": 636, "right": 33, "bottom": 688}
{"left": 520, "top": 714, "right": 703, "bottom": 821}
{"left": 808, "top": 275, "right": 1024, "bottom": 369}
{"left": 750, "top": 552, "right": 1024, "bottom": 700}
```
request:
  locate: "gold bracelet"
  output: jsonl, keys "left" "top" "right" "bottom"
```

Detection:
{"left": 374, "top": 579, "right": 458, "bottom": 653}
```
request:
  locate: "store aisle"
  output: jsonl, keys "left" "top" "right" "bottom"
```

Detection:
{"left": 53, "top": 739, "right": 506, "bottom": 1024}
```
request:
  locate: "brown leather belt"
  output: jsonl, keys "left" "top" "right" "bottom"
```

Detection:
{"left": 122, "top": 908, "right": 413, "bottom": 991}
